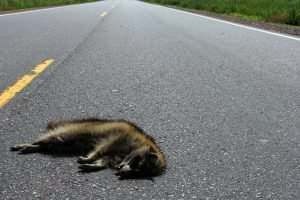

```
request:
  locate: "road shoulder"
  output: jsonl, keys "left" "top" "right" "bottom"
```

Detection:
{"left": 149, "top": 3, "right": 300, "bottom": 37}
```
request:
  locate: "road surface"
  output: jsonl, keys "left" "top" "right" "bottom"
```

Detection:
{"left": 0, "top": 0, "right": 299, "bottom": 199}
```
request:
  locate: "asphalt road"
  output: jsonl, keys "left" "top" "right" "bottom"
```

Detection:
{"left": 1, "top": 0, "right": 299, "bottom": 199}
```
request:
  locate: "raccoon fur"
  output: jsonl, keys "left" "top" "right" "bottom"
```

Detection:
{"left": 10, "top": 118, "right": 166, "bottom": 178}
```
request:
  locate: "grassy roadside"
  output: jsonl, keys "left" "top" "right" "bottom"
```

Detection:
{"left": 144, "top": 0, "right": 300, "bottom": 26}
{"left": 0, "top": 0, "right": 99, "bottom": 11}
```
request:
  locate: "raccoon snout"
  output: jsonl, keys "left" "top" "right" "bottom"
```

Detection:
{"left": 115, "top": 164, "right": 132, "bottom": 177}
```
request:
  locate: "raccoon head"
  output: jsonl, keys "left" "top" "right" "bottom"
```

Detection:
{"left": 116, "top": 149, "right": 162, "bottom": 178}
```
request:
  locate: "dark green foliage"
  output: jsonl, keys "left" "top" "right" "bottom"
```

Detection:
{"left": 145, "top": 0, "right": 300, "bottom": 26}
{"left": 0, "top": 0, "right": 98, "bottom": 11}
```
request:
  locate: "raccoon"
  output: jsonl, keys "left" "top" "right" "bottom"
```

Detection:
{"left": 10, "top": 118, "right": 166, "bottom": 178}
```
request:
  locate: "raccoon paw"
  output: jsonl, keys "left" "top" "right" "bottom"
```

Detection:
{"left": 10, "top": 144, "right": 39, "bottom": 154}
{"left": 78, "top": 159, "right": 108, "bottom": 172}
{"left": 78, "top": 164, "right": 107, "bottom": 172}
{"left": 77, "top": 156, "right": 91, "bottom": 164}
{"left": 10, "top": 145, "right": 23, "bottom": 151}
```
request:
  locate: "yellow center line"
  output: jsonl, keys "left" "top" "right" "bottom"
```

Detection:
{"left": 0, "top": 58, "right": 54, "bottom": 108}
{"left": 100, "top": 11, "right": 107, "bottom": 17}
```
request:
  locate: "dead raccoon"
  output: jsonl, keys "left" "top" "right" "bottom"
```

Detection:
{"left": 10, "top": 118, "right": 166, "bottom": 178}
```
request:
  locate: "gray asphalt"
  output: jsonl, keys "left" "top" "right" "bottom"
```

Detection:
{"left": 1, "top": 0, "right": 299, "bottom": 199}
{"left": 0, "top": 0, "right": 115, "bottom": 91}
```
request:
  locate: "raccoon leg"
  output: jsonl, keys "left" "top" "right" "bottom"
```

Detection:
{"left": 11, "top": 130, "right": 66, "bottom": 154}
{"left": 77, "top": 144, "right": 112, "bottom": 164}
{"left": 10, "top": 144, "right": 41, "bottom": 154}
{"left": 77, "top": 136, "right": 119, "bottom": 164}
{"left": 78, "top": 158, "right": 109, "bottom": 171}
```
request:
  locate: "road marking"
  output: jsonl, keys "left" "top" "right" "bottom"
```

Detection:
{"left": 150, "top": 4, "right": 300, "bottom": 42}
{"left": 100, "top": 11, "right": 107, "bottom": 17}
{"left": 0, "top": 59, "right": 54, "bottom": 108}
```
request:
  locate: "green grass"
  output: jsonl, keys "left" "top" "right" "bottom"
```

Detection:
{"left": 0, "top": 0, "right": 99, "bottom": 11}
{"left": 145, "top": 0, "right": 300, "bottom": 25}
